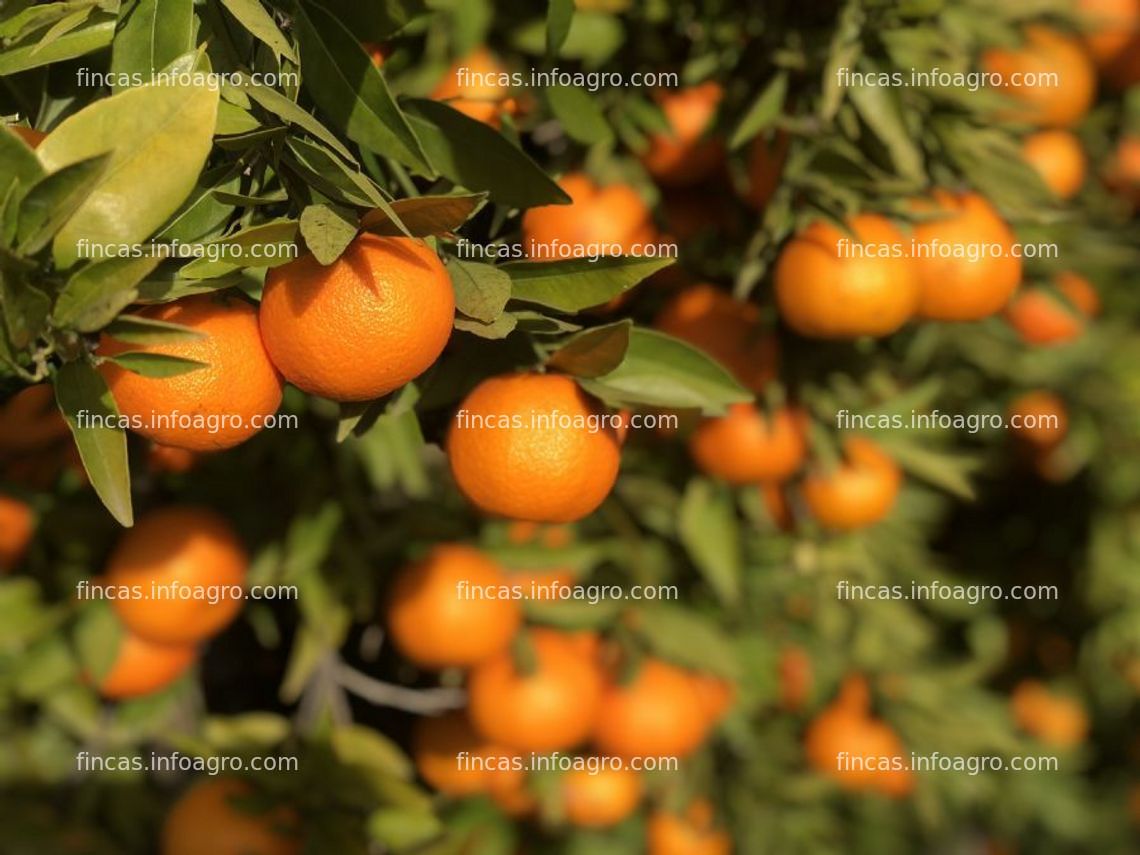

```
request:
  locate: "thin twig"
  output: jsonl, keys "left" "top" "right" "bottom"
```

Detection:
{"left": 335, "top": 664, "right": 466, "bottom": 714}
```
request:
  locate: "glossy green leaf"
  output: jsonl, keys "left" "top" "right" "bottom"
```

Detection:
{"left": 545, "top": 320, "right": 630, "bottom": 377}
{"left": 447, "top": 257, "right": 511, "bottom": 324}
{"left": 503, "top": 255, "right": 672, "bottom": 313}
{"left": 299, "top": 204, "right": 358, "bottom": 265}
{"left": 729, "top": 72, "right": 787, "bottom": 150}
{"left": 178, "top": 220, "right": 299, "bottom": 278}
{"left": 108, "top": 0, "right": 196, "bottom": 92}
{"left": 101, "top": 314, "right": 206, "bottom": 345}
{"left": 547, "top": 85, "right": 612, "bottom": 145}
{"left": 52, "top": 254, "right": 162, "bottom": 332}
{"left": 0, "top": 15, "right": 115, "bottom": 75}
{"left": 219, "top": 0, "right": 297, "bottom": 62}
{"left": 15, "top": 154, "right": 110, "bottom": 256}
{"left": 546, "top": 0, "right": 574, "bottom": 56}
{"left": 678, "top": 479, "right": 742, "bottom": 605}
{"left": 106, "top": 351, "right": 208, "bottom": 378}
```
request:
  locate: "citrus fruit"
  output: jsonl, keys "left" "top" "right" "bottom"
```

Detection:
{"left": 386, "top": 544, "right": 522, "bottom": 669}
{"left": 778, "top": 646, "right": 813, "bottom": 712}
{"left": 468, "top": 629, "right": 603, "bottom": 752}
{"left": 593, "top": 659, "right": 710, "bottom": 760}
{"left": 560, "top": 766, "right": 642, "bottom": 828}
{"left": 99, "top": 294, "right": 282, "bottom": 452}
{"left": 647, "top": 800, "right": 732, "bottom": 855}
{"left": 910, "top": 190, "right": 1022, "bottom": 321}
{"left": 148, "top": 443, "right": 199, "bottom": 474}
{"left": 654, "top": 283, "right": 778, "bottom": 392}
{"left": 5, "top": 125, "right": 46, "bottom": 148}
{"left": 363, "top": 42, "right": 391, "bottom": 67}
{"left": 774, "top": 214, "right": 920, "bottom": 339}
{"left": 1077, "top": 0, "right": 1140, "bottom": 67}
{"left": 804, "top": 695, "right": 914, "bottom": 797}
{"left": 430, "top": 47, "right": 517, "bottom": 127}
{"left": 105, "top": 506, "right": 248, "bottom": 645}
{"left": 802, "top": 437, "right": 902, "bottom": 531}
{"left": 1104, "top": 135, "right": 1140, "bottom": 206}
{"left": 1008, "top": 391, "right": 1068, "bottom": 449}
{"left": 0, "top": 494, "right": 34, "bottom": 572}
{"left": 412, "top": 710, "right": 521, "bottom": 796}
{"left": 97, "top": 628, "right": 196, "bottom": 700}
{"left": 641, "top": 82, "right": 725, "bottom": 187}
{"left": 982, "top": 26, "right": 1096, "bottom": 127}
{"left": 690, "top": 673, "right": 737, "bottom": 725}
{"left": 1010, "top": 680, "right": 1089, "bottom": 747}
{"left": 446, "top": 373, "right": 623, "bottom": 523}
{"left": 1004, "top": 271, "right": 1099, "bottom": 345}
{"left": 744, "top": 132, "right": 789, "bottom": 210}
{"left": 521, "top": 172, "right": 656, "bottom": 259}
{"left": 259, "top": 234, "right": 454, "bottom": 402}
{"left": 760, "top": 483, "right": 795, "bottom": 530}
{"left": 0, "top": 385, "right": 71, "bottom": 454}
{"left": 688, "top": 403, "right": 807, "bottom": 485}
{"left": 161, "top": 777, "right": 301, "bottom": 855}
{"left": 1021, "top": 130, "right": 1087, "bottom": 199}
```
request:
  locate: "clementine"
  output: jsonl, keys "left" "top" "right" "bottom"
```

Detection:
{"left": 593, "top": 659, "right": 710, "bottom": 760}
{"left": 98, "top": 629, "right": 196, "bottom": 700}
{"left": 801, "top": 437, "right": 902, "bottom": 531}
{"left": 641, "top": 83, "right": 725, "bottom": 187}
{"left": 161, "top": 778, "right": 301, "bottom": 855}
{"left": 560, "top": 766, "right": 642, "bottom": 828}
{"left": 1021, "top": 130, "right": 1087, "bottom": 199}
{"left": 688, "top": 404, "right": 806, "bottom": 485}
{"left": 981, "top": 26, "right": 1096, "bottom": 127}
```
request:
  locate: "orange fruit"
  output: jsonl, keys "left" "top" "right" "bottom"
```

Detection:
{"left": 446, "top": 373, "right": 622, "bottom": 523}
{"left": 521, "top": 172, "right": 656, "bottom": 260}
{"left": 0, "top": 494, "right": 34, "bottom": 572}
{"left": 647, "top": 800, "right": 732, "bottom": 855}
{"left": 688, "top": 404, "right": 806, "bottom": 485}
{"left": 690, "top": 673, "right": 737, "bottom": 725}
{"left": 1021, "top": 130, "right": 1087, "bottom": 199}
{"left": 260, "top": 234, "right": 454, "bottom": 402}
{"left": 105, "top": 506, "right": 248, "bottom": 645}
{"left": 802, "top": 437, "right": 901, "bottom": 531}
{"left": 910, "top": 191, "right": 1022, "bottom": 321}
{"left": 774, "top": 214, "right": 920, "bottom": 339}
{"left": 468, "top": 629, "right": 603, "bottom": 752}
{"left": 593, "top": 659, "right": 710, "bottom": 760}
{"left": 430, "top": 47, "right": 517, "bottom": 127}
{"left": 759, "top": 483, "right": 794, "bottom": 530}
{"left": 99, "top": 294, "right": 282, "bottom": 452}
{"left": 641, "top": 83, "right": 725, "bottom": 187}
{"left": 5, "top": 124, "right": 46, "bottom": 148}
{"left": 0, "top": 385, "right": 71, "bottom": 455}
{"left": 1010, "top": 680, "right": 1089, "bottom": 747}
{"left": 386, "top": 544, "right": 522, "bottom": 669}
{"left": 654, "top": 283, "right": 778, "bottom": 392}
{"left": 560, "top": 766, "right": 642, "bottom": 828}
{"left": 981, "top": 26, "right": 1096, "bottom": 128}
{"left": 804, "top": 693, "right": 914, "bottom": 797}
{"left": 1004, "top": 271, "right": 1099, "bottom": 345}
{"left": 161, "top": 777, "right": 301, "bottom": 855}
{"left": 97, "top": 628, "right": 196, "bottom": 700}
{"left": 412, "top": 710, "right": 522, "bottom": 796}
{"left": 744, "top": 132, "right": 789, "bottom": 210}
{"left": 1007, "top": 391, "right": 1068, "bottom": 449}
{"left": 363, "top": 42, "right": 391, "bottom": 67}
{"left": 778, "top": 646, "right": 813, "bottom": 712}
{"left": 505, "top": 520, "right": 573, "bottom": 548}
{"left": 1104, "top": 135, "right": 1140, "bottom": 206}
{"left": 148, "top": 443, "right": 199, "bottom": 474}
{"left": 1077, "top": 0, "right": 1140, "bottom": 67}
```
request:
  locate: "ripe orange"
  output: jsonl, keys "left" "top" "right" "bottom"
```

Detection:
{"left": 1104, "top": 135, "right": 1140, "bottom": 206}
{"left": 412, "top": 710, "right": 522, "bottom": 796}
{"left": 1010, "top": 680, "right": 1089, "bottom": 747}
{"left": 1021, "top": 130, "right": 1087, "bottom": 199}
{"left": 148, "top": 443, "right": 199, "bottom": 474}
{"left": 802, "top": 437, "right": 902, "bottom": 531}
{"left": 981, "top": 26, "right": 1096, "bottom": 128}
{"left": 804, "top": 693, "right": 914, "bottom": 797}
{"left": 260, "top": 234, "right": 454, "bottom": 402}
{"left": 105, "top": 506, "right": 248, "bottom": 645}
{"left": 759, "top": 482, "right": 795, "bottom": 531}
{"left": 468, "top": 629, "right": 603, "bottom": 752}
{"left": 910, "top": 190, "right": 1022, "bottom": 321}
{"left": 446, "top": 373, "right": 622, "bottom": 523}
{"left": 430, "top": 47, "right": 518, "bottom": 127}
{"left": 654, "top": 283, "right": 778, "bottom": 393}
{"left": 593, "top": 659, "right": 710, "bottom": 760}
{"left": 0, "top": 494, "right": 34, "bottom": 572}
{"left": 647, "top": 800, "right": 732, "bottom": 855}
{"left": 97, "top": 629, "right": 196, "bottom": 700}
{"left": 641, "top": 83, "right": 725, "bottom": 187}
{"left": 774, "top": 214, "right": 920, "bottom": 338}
{"left": 778, "top": 646, "right": 813, "bottom": 712}
{"left": 0, "top": 385, "right": 71, "bottom": 454}
{"left": 99, "top": 294, "right": 282, "bottom": 452}
{"left": 688, "top": 404, "right": 806, "bottom": 485}
{"left": 690, "top": 673, "right": 737, "bottom": 725}
{"left": 5, "top": 124, "right": 46, "bottom": 148}
{"left": 161, "top": 777, "right": 301, "bottom": 855}
{"left": 1077, "top": 0, "right": 1140, "bottom": 67}
{"left": 744, "top": 132, "right": 789, "bottom": 210}
{"left": 1008, "top": 391, "right": 1068, "bottom": 449}
{"left": 386, "top": 544, "right": 522, "bottom": 669}
{"left": 560, "top": 766, "right": 642, "bottom": 828}
{"left": 1004, "top": 271, "right": 1099, "bottom": 345}
{"left": 505, "top": 520, "right": 573, "bottom": 548}
{"left": 521, "top": 172, "right": 656, "bottom": 259}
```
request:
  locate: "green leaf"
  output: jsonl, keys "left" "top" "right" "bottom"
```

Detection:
{"left": 31, "top": 6, "right": 92, "bottom": 56}
{"left": 36, "top": 82, "right": 219, "bottom": 269}
{"left": 546, "top": 0, "right": 575, "bottom": 56}
{"left": 678, "top": 479, "right": 742, "bottom": 605}
{"left": 880, "top": 439, "right": 978, "bottom": 501}
{"left": 0, "top": 130, "right": 46, "bottom": 245}
{"left": 368, "top": 807, "right": 442, "bottom": 850}
{"left": 0, "top": 14, "right": 115, "bottom": 75}
{"left": 447, "top": 257, "right": 511, "bottom": 324}
{"left": 546, "top": 320, "right": 631, "bottom": 378}
{"left": 219, "top": 0, "right": 297, "bottom": 63}
{"left": 294, "top": 0, "right": 432, "bottom": 174}
{"left": 453, "top": 313, "right": 517, "bottom": 339}
{"left": 580, "top": 328, "right": 751, "bottom": 415}
{"left": 101, "top": 314, "right": 206, "bottom": 345}
{"left": 503, "top": 255, "right": 673, "bottom": 313}
{"left": 403, "top": 98, "right": 568, "bottom": 209}
{"left": 52, "top": 254, "right": 162, "bottom": 332}
{"left": 106, "top": 351, "right": 209, "bottom": 378}
{"left": 299, "top": 204, "right": 358, "bottom": 265}
{"left": 309, "top": 0, "right": 427, "bottom": 41}
{"left": 362, "top": 193, "right": 486, "bottom": 237}
{"left": 155, "top": 164, "right": 243, "bottom": 243}
{"left": 74, "top": 600, "right": 123, "bottom": 683}
{"left": 108, "top": 0, "right": 195, "bottom": 92}
{"left": 15, "top": 154, "right": 110, "bottom": 256}
{"left": 729, "top": 72, "right": 787, "bottom": 150}
{"left": 633, "top": 602, "right": 742, "bottom": 680}
{"left": 242, "top": 83, "right": 356, "bottom": 163}
{"left": 54, "top": 361, "right": 133, "bottom": 526}
{"left": 0, "top": 270, "right": 51, "bottom": 350}
{"left": 547, "top": 85, "right": 612, "bottom": 145}
{"left": 284, "top": 136, "right": 387, "bottom": 208}
{"left": 178, "top": 220, "right": 299, "bottom": 279}
{"left": 331, "top": 724, "right": 414, "bottom": 779}
{"left": 847, "top": 70, "right": 925, "bottom": 182}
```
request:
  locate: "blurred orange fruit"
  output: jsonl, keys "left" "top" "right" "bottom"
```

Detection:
{"left": 647, "top": 799, "right": 732, "bottom": 855}
{"left": 430, "top": 48, "right": 518, "bottom": 127}
{"left": 1104, "top": 135, "right": 1140, "bottom": 206}
{"left": 447, "top": 373, "right": 622, "bottom": 523}
{"left": 593, "top": 659, "right": 710, "bottom": 760}
{"left": 386, "top": 544, "right": 521, "bottom": 669}
{"left": 690, "top": 673, "right": 737, "bottom": 725}
{"left": 641, "top": 83, "right": 725, "bottom": 187}
{"left": 412, "top": 710, "right": 522, "bottom": 796}
{"left": 688, "top": 404, "right": 806, "bottom": 485}
{"left": 260, "top": 234, "right": 454, "bottom": 402}
{"left": 802, "top": 437, "right": 902, "bottom": 531}
{"left": 521, "top": 172, "right": 656, "bottom": 260}
{"left": 1021, "top": 130, "right": 1087, "bottom": 199}
{"left": 0, "top": 385, "right": 71, "bottom": 455}
{"left": 1076, "top": 0, "right": 1140, "bottom": 68}
{"left": 778, "top": 646, "right": 813, "bottom": 712}
{"left": 161, "top": 778, "right": 300, "bottom": 855}
{"left": 0, "top": 494, "right": 34, "bottom": 572}
{"left": 1007, "top": 391, "right": 1069, "bottom": 449}
{"left": 982, "top": 26, "right": 1096, "bottom": 128}
{"left": 560, "top": 766, "right": 642, "bottom": 828}
{"left": 97, "top": 628, "right": 196, "bottom": 700}
{"left": 148, "top": 443, "right": 198, "bottom": 475}
{"left": 744, "top": 132, "right": 789, "bottom": 210}
{"left": 1004, "top": 271, "right": 1099, "bottom": 345}
{"left": 1010, "top": 680, "right": 1089, "bottom": 747}
{"left": 99, "top": 294, "right": 282, "bottom": 451}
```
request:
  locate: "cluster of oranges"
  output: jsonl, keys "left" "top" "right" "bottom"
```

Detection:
{"left": 385, "top": 543, "right": 733, "bottom": 843}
